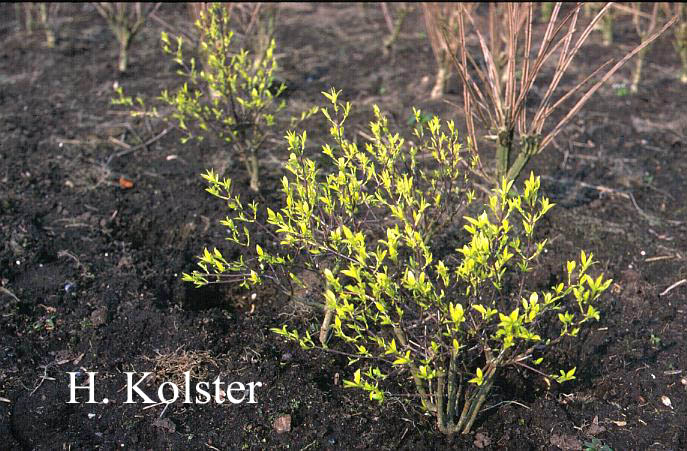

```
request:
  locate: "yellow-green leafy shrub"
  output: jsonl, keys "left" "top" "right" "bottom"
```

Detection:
{"left": 114, "top": 2, "right": 286, "bottom": 192}
{"left": 183, "top": 90, "right": 612, "bottom": 435}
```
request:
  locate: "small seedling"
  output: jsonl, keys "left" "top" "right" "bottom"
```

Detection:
{"left": 32, "top": 315, "right": 56, "bottom": 332}
{"left": 613, "top": 82, "right": 629, "bottom": 97}
{"left": 584, "top": 437, "right": 613, "bottom": 451}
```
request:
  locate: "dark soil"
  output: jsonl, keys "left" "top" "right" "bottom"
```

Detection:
{"left": 1, "top": 3, "right": 686, "bottom": 450}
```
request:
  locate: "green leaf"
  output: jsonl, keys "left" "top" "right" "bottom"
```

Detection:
{"left": 449, "top": 302, "right": 464, "bottom": 324}
{"left": 473, "top": 305, "right": 486, "bottom": 318}
{"left": 393, "top": 351, "right": 411, "bottom": 365}
{"left": 468, "top": 367, "right": 484, "bottom": 386}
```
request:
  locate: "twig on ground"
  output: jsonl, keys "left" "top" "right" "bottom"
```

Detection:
{"left": 142, "top": 401, "right": 167, "bottom": 410}
{"left": 0, "top": 287, "right": 21, "bottom": 303}
{"left": 659, "top": 279, "right": 687, "bottom": 296}
{"left": 481, "top": 399, "right": 531, "bottom": 412}
{"left": 159, "top": 401, "right": 170, "bottom": 418}
{"left": 645, "top": 255, "right": 676, "bottom": 262}
{"left": 106, "top": 126, "right": 172, "bottom": 164}
{"left": 628, "top": 192, "right": 664, "bottom": 225}
{"left": 541, "top": 175, "right": 683, "bottom": 225}
{"left": 30, "top": 361, "right": 58, "bottom": 396}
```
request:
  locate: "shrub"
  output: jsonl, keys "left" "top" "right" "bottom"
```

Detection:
{"left": 421, "top": 3, "right": 464, "bottom": 99}
{"left": 16, "top": 3, "right": 60, "bottom": 48}
{"left": 663, "top": 3, "right": 687, "bottom": 83}
{"left": 431, "top": 3, "right": 675, "bottom": 184}
{"left": 378, "top": 3, "right": 412, "bottom": 57}
{"left": 183, "top": 90, "right": 612, "bottom": 435}
{"left": 114, "top": 2, "right": 289, "bottom": 192}
{"left": 94, "top": 3, "right": 161, "bottom": 73}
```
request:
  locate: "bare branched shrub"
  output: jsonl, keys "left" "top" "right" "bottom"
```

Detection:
{"left": 622, "top": 3, "right": 661, "bottom": 93}
{"left": 585, "top": 2, "right": 614, "bottom": 46}
{"left": 16, "top": 3, "right": 61, "bottom": 47}
{"left": 94, "top": 3, "right": 161, "bottom": 72}
{"left": 423, "top": 4, "right": 528, "bottom": 99}
{"left": 433, "top": 3, "right": 675, "bottom": 184}
{"left": 422, "top": 3, "right": 463, "bottom": 99}
{"left": 663, "top": 2, "right": 687, "bottom": 83}
{"left": 94, "top": 2, "right": 161, "bottom": 72}
{"left": 379, "top": 3, "right": 413, "bottom": 56}
{"left": 15, "top": 4, "right": 34, "bottom": 34}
